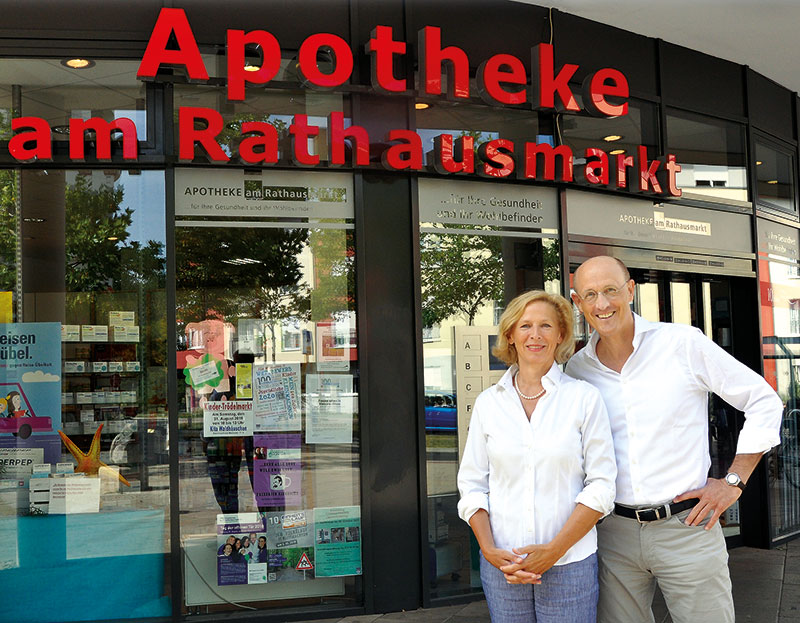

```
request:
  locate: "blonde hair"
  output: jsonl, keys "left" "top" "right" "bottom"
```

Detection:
{"left": 492, "top": 290, "right": 575, "bottom": 365}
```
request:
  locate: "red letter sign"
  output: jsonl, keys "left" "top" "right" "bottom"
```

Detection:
{"left": 227, "top": 29, "right": 282, "bottom": 101}
{"left": 478, "top": 54, "right": 527, "bottom": 106}
{"left": 10, "top": 117, "right": 52, "bottom": 162}
{"left": 582, "top": 68, "right": 629, "bottom": 117}
{"left": 298, "top": 33, "right": 353, "bottom": 88}
{"left": 366, "top": 25, "right": 407, "bottom": 93}
{"left": 69, "top": 118, "right": 138, "bottom": 161}
{"left": 178, "top": 107, "right": 228, "bottom": 162}
{"left": 418, "top": 26, "right": 470, "bottom": 99}
{"left": 531, "top": 43, "right": 579, "bottom": 112}
{"left": 138, "top": 8, "right": 208, "bottom": 81}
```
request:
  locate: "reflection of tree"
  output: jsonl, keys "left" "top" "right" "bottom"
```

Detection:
{"left": 420, "top": 228, "right": 503, "bottom": 326}
{"left": 176, "top": 226, "right": 310, "bottom": 353}
{"left": 309, "top": 227, "right": 355, "bottom": 322}
{"left": 0, "top": 168, "right": 16, "bottom": 292}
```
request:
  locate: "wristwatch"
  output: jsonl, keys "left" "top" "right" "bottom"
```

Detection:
{"left": 725, "top": 472, "right": 746, "bottom": 491}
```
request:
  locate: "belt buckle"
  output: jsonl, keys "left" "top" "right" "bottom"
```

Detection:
{"left": 635, "top": 506, "right": 661, "bottom": 523}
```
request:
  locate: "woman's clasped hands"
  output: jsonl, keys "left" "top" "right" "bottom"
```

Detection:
{"left": 499, "top": 542, "right": 564, "bottom": 584}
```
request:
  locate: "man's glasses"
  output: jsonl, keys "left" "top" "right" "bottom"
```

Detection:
{"left": 576, "top": 282, "right": 630, "bottom": 305}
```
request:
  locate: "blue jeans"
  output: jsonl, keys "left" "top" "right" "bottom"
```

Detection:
{"left": 480, "top": 551, "right": 598, "bottom": 623}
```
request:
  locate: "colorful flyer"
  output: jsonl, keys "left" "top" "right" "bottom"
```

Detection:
{"left": 253, "top": 433, "right": 301, "bottom": 508}
{"left": 216, "top": 513, "right": 268, "bottom": 586}
{"left": 264, "top": 510, "right": 315, "bottom": 581}
{"left": 314, "top": 506, "right": 362, "bottom": 577}
{"left": 202, "top": 400, "right": 254, "bottom": 437}
{"left": 253, "top": 363, "right": 300, "bottom": 431}
{"left": 305, "top": 374, "right": 354, "bottom": 444}
{"left": 316, "top": 321, "right": 350, "bottom": 372}
{"left": 0, "top": 322, "right": 62, "bottom": 464}
{"left": 235, "top": 363, "right": 253, "bottom": 399}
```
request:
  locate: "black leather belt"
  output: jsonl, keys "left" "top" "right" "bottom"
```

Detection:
{"left": 614, "top": 498, "right": 699, "bottom": 523}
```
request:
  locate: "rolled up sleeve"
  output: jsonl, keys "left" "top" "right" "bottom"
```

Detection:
{"left": 574, "top": 386, "right": 617, "bottom": 516}
{"left": 687, "top": 329, "right": 782, "bottom": 455}
{"left": 457, "top": 402, "right": 490, "bottom": 524}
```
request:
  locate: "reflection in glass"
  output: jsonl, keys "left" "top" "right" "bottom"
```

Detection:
{"left": 761, "top": 258, "right": 800, "bottom": 540}
{"left": 175, "top": 212, "right": 362, "bottom": 611}
{"left": 756, "top": 142, "right": 796, "bottom": 215}
{"left": 0, "top": 169, "right": 169, "bottom": 622}
{"left": 0, "top": 59, "right": 147, "bottom": 141}
{"left": 420, "top": 221, "right": 560, "bottom": 599}
{"left": 666, "top": 108, "right": 748, "bottom": 203}
{"left": 174, "top": 86, "right": 346, "bottom": 163}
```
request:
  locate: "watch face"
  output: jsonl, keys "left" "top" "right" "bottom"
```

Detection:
{"left": 726, "top": 473, "right": 739, "bottom": 485}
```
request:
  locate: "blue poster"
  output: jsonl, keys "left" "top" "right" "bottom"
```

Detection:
{"left": 0, "top": 322, "right": 62, "bottom": 463}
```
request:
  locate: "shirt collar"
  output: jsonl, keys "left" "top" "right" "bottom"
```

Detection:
{"left": 584, "top": 311, "right": 658, "bottom": 363}
{"left": 498, "top": 361, "right": 564, "bottom": 393}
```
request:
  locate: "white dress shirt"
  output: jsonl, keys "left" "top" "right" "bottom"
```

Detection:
{"left": 566, "top": 313, "right": 782, "bottom": 506}
{"left": 457, "top": 362, "right": 616, "bottom": 565}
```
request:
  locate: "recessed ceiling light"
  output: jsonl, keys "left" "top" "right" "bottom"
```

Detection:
{"left": 107, "top": 236, "right": 119, "bottom": 241}
{"left": 603, "top": 135, "right": 622, "bottom": 142}
{"left": 244, "top": 63, "right": 260, "bottom": 72}
{"left": 767, "top": 180, "right": 779, "bottom": 184}
{"left": 756, "top": 161, "right": 763, "bottom": 165}
{"left": 415, "top": 102, "right": 430, "bottom": 110}
{"left": 61, "top": 58, "right": 95, "bottom": 69}
{"left": 609, "top": 149, "right": 625, "bottom": 155}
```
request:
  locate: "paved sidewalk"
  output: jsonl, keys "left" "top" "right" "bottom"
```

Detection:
{"left": 308, "top": 539, "right": 800, "bottom": 623}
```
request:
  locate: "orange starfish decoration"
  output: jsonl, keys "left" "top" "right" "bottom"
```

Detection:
{"left": 58, "top": 423, "right": 130, "bottom": 486}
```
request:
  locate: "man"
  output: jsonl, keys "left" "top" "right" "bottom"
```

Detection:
{"left": 566, "top": 255, "right": 781, "bottom": 623}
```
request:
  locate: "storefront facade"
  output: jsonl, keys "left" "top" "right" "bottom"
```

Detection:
{"left": 0, "top": 2, "right": 798, "bottom": 622}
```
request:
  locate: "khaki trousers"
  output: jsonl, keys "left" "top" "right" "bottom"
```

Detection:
{"left": 597, "top": 508, "right": 734, "bottom": 623}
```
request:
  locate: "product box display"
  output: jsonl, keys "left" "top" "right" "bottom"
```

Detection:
{"left": 81, "top": 325, "right": 109, "bottom": 342}
{"left": 80, "top": 410, "right": 95, "bottom": 423}
{"left": 61, "top": 325, "right": 81, "bottom": 342}
{"left": 120, "top": 390, "right": 137, "bottom": 403}
{"left": 108, "top": 361, "right": 125, "bottom": 373}
{"left": 92, "top": 361, "right": 109, "bottom": 373}
{"left": 64, "top": 361, "right": 87, "bottom": 373}
{"left": 62, "top": 422, "right": 81, "bottom": 435}
{"left": 125, "top": 361, "right": 141, "bottom": 372}
{"left": 61, "top": 392, "right": 74, "bottom": 405}
{"left": 110, "top": 325, "right": 140, "bottom": 342}
{"left": 76, "top": 391, "right": 94, "bottom": 404}
{"left": 92, "top": 390, "right": 106, "bottom": 404}
{"left": 108, "top": 311, "right": 136, "bottom": 326}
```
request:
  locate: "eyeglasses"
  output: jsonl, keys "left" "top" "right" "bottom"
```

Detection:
{"left": 576, "top": 282, "right": 630, "bottom": 305}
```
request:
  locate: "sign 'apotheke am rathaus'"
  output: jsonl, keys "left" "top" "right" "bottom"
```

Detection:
{"left": 8, "top": 7, "right": 682, "bottom": 198}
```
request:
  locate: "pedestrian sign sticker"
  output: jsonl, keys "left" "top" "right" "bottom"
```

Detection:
{"left": 296, "top": 552, "right": 314, "bottom": 571}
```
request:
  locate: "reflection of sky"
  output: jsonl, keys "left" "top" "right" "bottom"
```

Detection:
{"left": 117, "top": 170, "right": 166, "bottom": 250}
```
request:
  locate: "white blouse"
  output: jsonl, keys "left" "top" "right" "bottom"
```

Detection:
{"left": 457, "top": 362, "right": 616, "bottom": 565}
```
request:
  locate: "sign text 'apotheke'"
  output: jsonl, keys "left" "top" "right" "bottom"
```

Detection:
{"left": 6, "top": 7, "right": 681, "bottom": 197}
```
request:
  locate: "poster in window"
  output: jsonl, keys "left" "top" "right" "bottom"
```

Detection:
{"left": 305, "top": 374, "right": 354, "bottom": 444}
{"left": 216, "top": 513, "right": 268, "bottom": 586}
{"left": 314, "top": 506, "right": 362, "bottom": 577}
{"left": 253, "top": 433, "right": 301, "bottom": 508}
{"left": 316, "top": 321, "right": 350, "bottom": 372}
{"left": 0, "top": 322, "right": 62, "bottom": 464}
{"left": 253, "top": 363, "right": 301, "bottom": 431}
{"left": 264, "top": 510, "right": 315, "bottom": 581}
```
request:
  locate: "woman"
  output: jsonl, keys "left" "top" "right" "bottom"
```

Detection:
{"left": 457, "top": 290, "right": 616, "bottom": 623}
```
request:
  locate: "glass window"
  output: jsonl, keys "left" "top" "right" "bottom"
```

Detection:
{"left": 665, "top": 108, "right": 748, "bottom": 204}
{"left": 756, "top": 141, "right": 796, "bottom": 215}
{"left": 0, "top": 59, "right": 147, "bottom": 142}
{"left": 760, "top": 242, "right": 800, "bottom": 541}
{"left": 416, "top": 101, "right": 543, "bottom": 157}
{"left": 561, "top": 99, "right": 660, "bottom": 168}
{"left": 0, "top": 169, "right": 168, "bottom": 622}
{"left": 418, "top": 177, "right": 561, "bottom": 599}
{"left": 174, "top": 168, "right": 362, "bottom": 613}
{"left": 173, "top": 86, "right": 347, "bottom": 163}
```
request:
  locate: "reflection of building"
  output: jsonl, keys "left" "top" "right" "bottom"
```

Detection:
{"left": 4, "top": 2, "right": 800, "bottom": 622}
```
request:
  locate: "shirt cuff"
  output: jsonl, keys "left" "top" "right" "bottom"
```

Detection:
{"left": 736, "top": 427, "right": 781, "bottom": 455}
{"left": 575, "top": 484, "right": 615, "bottom": 517}
{"left": 457, "top": 492, "right": 490, "bottom": 524}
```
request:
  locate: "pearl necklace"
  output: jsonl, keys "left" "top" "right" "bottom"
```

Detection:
{"left": 514, "top": 371, "right": 546, "bottom": 401}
